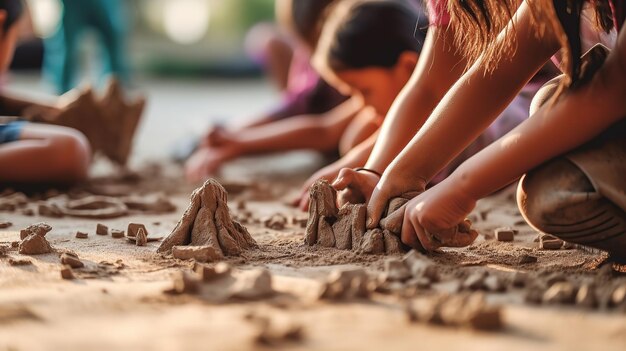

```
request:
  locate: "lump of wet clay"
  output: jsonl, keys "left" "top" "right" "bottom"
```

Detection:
{"left": 495, "top": 227, "right": 515, "bottom": 242}
{"left": 111, "top": 229, "right": 125, "bottom": 238}
{"left": 127, "top": 223, "right": 147, "bottom": 237}
{"left": 135, "top": 228, "right": 147, "bottom": 246}
{"left": 157, "top": 179, "right": 257, "bottom": 259}
{"left": 75, "top": 231, "right": 88, "bottom": 239}
{"left": 401, "top": 250, "right": 439, "bottom": 282}
{"left": 60, "top": 253, "right": 84, "bottom": 268}
{"left": 20, "top": 223, "right": 52, "bottom": 239}
{"left": 360, "top": 228, "right": 385, "bottom": 254}
{"left": 263, "top": 214, "right": 288, "bottom": 230}
{"left": 576, "top": 284, "right": 598, "bottom": 308}
{"left": 408, "top": 293, "right": 503, "bottom": 331}
{"left": 96, "top": 223, "right": 109, "bottom": 236}
{"left": 173, "top": 246, "right": 222, "bottom": 262}
{"left": 540, "top": 234, "right": 563, "bottom": 250}
{"left": 19, "top": 223, "right": 53, "bottom": 255}
{"left": 194, "top": 262, "right": 231, "bottom": 282}
{"left": 38, "top": 203, "right": 64, "bottom": 218}
{"left": 0, "top": 221, "right": 12, "bottom": 229}
{"left": 543, "top": 282, "right": 577, "bottom": 304}
{"left": 383, "top": 259, "right": 412, "bottom": 282}
{"left": 319, "top": 269, "right": 375, "bottom": 300}
{"left": 232, "top": 269, "right": 274, "bottom": 300}
{"left": 60, "top": 266, "right": 75, "bottom": 280}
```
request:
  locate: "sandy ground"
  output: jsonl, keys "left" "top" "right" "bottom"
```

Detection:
{"left": 1, "top": 77, "right": 625, "bottom": 351}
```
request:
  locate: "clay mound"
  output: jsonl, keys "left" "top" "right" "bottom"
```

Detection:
{"left": 158, "top": 179, "right": 257, "bottom": 260}
{"left": 305, "top": 180, "right": 422, "bottom": 255}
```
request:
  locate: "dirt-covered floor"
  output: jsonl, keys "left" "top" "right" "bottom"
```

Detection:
{"left": 1, "top": 77, "right": 625, "bottom": 351}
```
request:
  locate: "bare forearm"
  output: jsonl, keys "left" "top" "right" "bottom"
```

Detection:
{"left": 236, "top": 99, "right": 361, "bottom": 154}
{"left": 458, "top": 38, "right": 626, "bottom": 199}
{"left": 366, "top": 27, "right": 465, "bottom": 173}
{"left": 389, "top": 3, "right": 560, "bottom": 182}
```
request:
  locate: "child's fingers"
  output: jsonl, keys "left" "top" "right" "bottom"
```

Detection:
{"left": 366, "top": 188, "right": 391, "bottom": 229}
{"left": 331, "top": 168, "right": 356, "bottom": 190}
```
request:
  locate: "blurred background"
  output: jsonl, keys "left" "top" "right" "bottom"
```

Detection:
{"left": 8, "top": 0, "right": 283, "bottom": 164}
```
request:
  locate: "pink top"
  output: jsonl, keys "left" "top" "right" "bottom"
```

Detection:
{"left": 427, "top": 0, "right": 450, "bottom": 26}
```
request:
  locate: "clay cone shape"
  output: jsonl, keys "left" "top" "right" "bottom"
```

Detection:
{"left": 157, "top": 179, "right": 257, "bottom": 258}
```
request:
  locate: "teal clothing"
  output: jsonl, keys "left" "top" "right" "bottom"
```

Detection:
{"left": 44, "top": 0, "right": 130, "bottom": 94}
{"left": 0, "top": 121, "right": 26, "bottom": 144}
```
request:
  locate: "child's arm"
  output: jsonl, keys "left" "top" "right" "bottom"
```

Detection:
{"left": 364, "top": 24, "right": 466, "bottom": 173}
{"left": 401, "top": 26, "right": 626, "bottom": 250}
{"left": 297, "top": 131, "right": 379, "bottom": 209}
{"left": 229, "top": 96, "right": 362, "bottom": 154}
{"left": 367, "top": 2, "right": 562, "bottom": 226}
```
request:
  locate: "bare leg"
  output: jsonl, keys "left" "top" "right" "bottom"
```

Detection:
{"left": 0, "top": 124, "right": 91, "bottom": 184}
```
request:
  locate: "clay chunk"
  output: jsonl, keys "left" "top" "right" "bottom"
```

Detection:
{"left": 173, "top": 245, "right": 222, "bottom": 262}
{"left": 495, "top": 227, "right": 515, "bottom": 242}
{"left": 319, "top": 269, "right": 375, "bottom": 300}
{"left": 111, "top": 229, "right": 125, "bottom": 238}
{"left": 60, "top": 253, "right": 84, "bottom": 268}
{"left": 135, "top": 228, "right": 147, "bottom": 246}
{"left": 127, "top": 223, "right": 147, "bottom": 237}
{"left": 157, "top": 179, "right": 257, "bottom": 259}
{"left": 96, "top": 223, "right": 109, "bottom": 236}
{"left": 0, "top": 221, "right": 12, "bottom": 229}
{"left": 19, "top": 223, "right": 53, "bottom": 255}
{"left": 75, "top": 231, "right": 89, "bottom": 239}
{"left": 60, "top": 266, "right": 75, "bottom": 280}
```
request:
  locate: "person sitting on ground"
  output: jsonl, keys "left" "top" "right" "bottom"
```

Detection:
{"left": 0, "top": 0, "right": 90, "bottom": 185}
{"left": 184, "top": 0, "right": 349, "bottom": 179}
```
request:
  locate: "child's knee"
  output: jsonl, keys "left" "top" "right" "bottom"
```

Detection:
{"left": 49, "top": 129, "right": 91, "bottom": 181}
{"left": 529, "top": 75, "right": 564, "bottom": 115}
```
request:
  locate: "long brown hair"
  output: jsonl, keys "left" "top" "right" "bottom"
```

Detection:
{"left": 448, "top": 0, "right": 615, "bottom": 88}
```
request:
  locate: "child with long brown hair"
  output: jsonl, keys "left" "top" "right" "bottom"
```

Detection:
{"left": 336, "top": 0, "right": 626, "bottom": 260}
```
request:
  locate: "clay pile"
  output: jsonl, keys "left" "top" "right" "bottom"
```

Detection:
{"left": 305, "top": 180, "right": 406, "bottom": 254}
{"left": 158, "top": 179, "right": 257, "bottom": 262}
{"left": 18, "top": 223, "right": 53, "bottom": 255}
{"left": 165, "top": 263, "right": 275, "bottom": 302}
{"left": 318, "top": 268, "right": 377, "bottom": 300}
{"left": 406, "top": 292, "right": 503, "bottom": 331}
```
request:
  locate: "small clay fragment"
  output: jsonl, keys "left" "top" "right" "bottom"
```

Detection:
{"left": 11, "top": 241, "right": 18, "bottom": 248}
{"left": 75, "top": 231, "right": 88, "bottom": 239}
{"left": 19, "top": 233, "right": 53, "bottom": 255}
{"left": 543, "top": 282, "right": 577, "bottom": 304}
{"left": 319, "top": 269, "right": 374, "bottom": 300}
{"left": 9, "top": 258, "right": 32, "bottom": 266}
{"left": 20, "top": 223, "right": 52, "bottom": 239}
{"left": 316, "top": 216, "right": 336, "bottom": 247}
{"left": 484, "top": 275, "right": 506, "bottom": 292}
{"left": 121, "top": 194, "right": 175, "bottom": 214}
{"left": 111, "top": 229, "right": 125, "bottom": 238}
{"left": 63, "top": 196, "right": 128, "bottom": 219}
{"left": 611, "top": 284, "right": 626, "bottom": 307}
{"left": 157, "top": 179, "right": 257, "bottom": 258}
{"left": 383, "top": 259, "right": 411, "bottom": 282}
{"left": 21, "top": 208, "right": 35, "bottom": 216}
{"left": 232, "top": 269, "right": 274, "bottom": 300}
{"left": 0, "top": 245, "right": 8, "bottom": 256}
{"left": 383, "top": 230, "right": 404, "bottom": 254}
{"left": 96, "top": 223, "right": 109, "bottom": 236}
{"left": 127, "top": 223, "right": 147, "bottom": 237}
{"left": 463, "top": 272, "right": 487, "bottom": 290}
{"left": 263, "top": 214, "right": 288, "bottom": 230}
{"left": 540, "top": 234, "right": 563, "bottom": 250}
{"left": 60, "top": 253, "right": 84, "bottom": 268}
{"left": 495, "top": 227, "right": 515, "bottom": 242}
{"left": 305, "top": 180, "right": 339, "bottom": 246}
{"left": 402, "top": 250, "right": 439, "bottom": 281}
{"left": 60, "top": 266, "right": 75, "bottom": 280}
{"left": 360, "top": 229, "right": 385, "bottom": 254}
{"left": 0, "top": 221, "right": 12, "bottom": 229}
{"left": 38, "top": 203, "right": 64, "bottom": 218}
{"left": 169, "top": 271, "right": 201, "bottom": 294}
{"left": 173, "top": 245, "right": 222, "bottom": 262}
{"left": 193, "top": 262, "right": 231, "bottom": 282}
{"left": 518, "top": 254, "right": 538, "bottom": 264}
{"left": 135, "top": 228, "right": 147, "bottom": 246}
{"left": 252, "top": 316, "right": 304, "bottom": 346}
{"left": 576, "top": 284, "right": 598, "bottom": 308}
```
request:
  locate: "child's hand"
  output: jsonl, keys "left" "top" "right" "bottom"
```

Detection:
{"left": 331, "top": 168, "right": 380, "bottom": 208}
{"left": 184, "top": 144, "right": 240, "bottom": 183}
{"left": 203, "top": 125, "right": 231, "bottom": 147}
{"left": 400, "top": 177, "right": 478, "bottom": 251}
